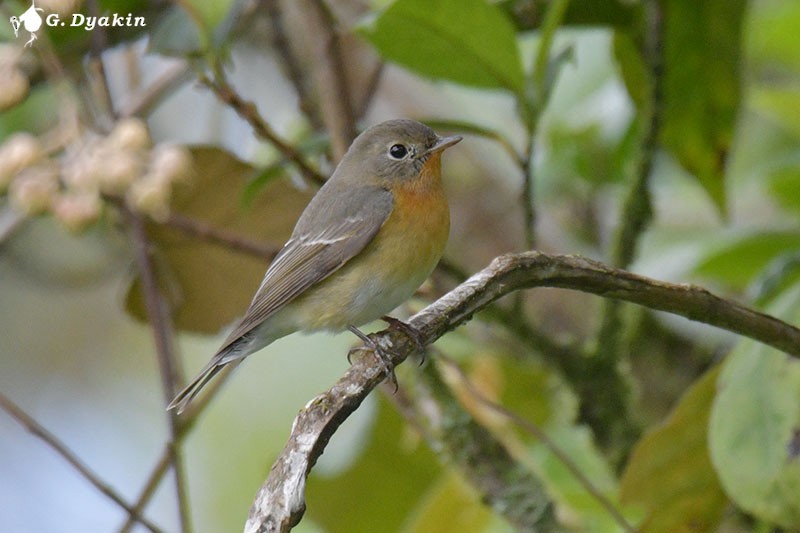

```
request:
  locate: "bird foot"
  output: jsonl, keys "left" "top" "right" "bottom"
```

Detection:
{"left": 347, "top": 325, "right": 398, "bottom": 391}
{"left": 380, "top": 316, "right": 426, "bottom": 366}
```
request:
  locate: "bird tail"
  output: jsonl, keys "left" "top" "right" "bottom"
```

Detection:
{"left": 167, "top": 344, "right": 246, "bottom": 414}
{"left": 168, "top": 331, "right": 267, "bottom": 413}
{"left": 167, "top": 359, "right": 226, "bottom": 414}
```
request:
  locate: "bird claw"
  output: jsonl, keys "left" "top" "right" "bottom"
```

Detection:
{"left": 347, "top": 325, "right": 399, "bottom": 391}
{"left": 380, "top": 316, "right": 426, "bottom": 366}
{"left": 346, "top": 318, "right": 426, "bottom": 390}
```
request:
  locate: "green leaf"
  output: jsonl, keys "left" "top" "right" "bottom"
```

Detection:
{"left": 148, "top": 0, "right": 241, "bottom": 56}
{"left": 620, "top": 365, "right": 727, "bottom": 533}
{"left": 752, "top": 87, "right": 800, "bottom": 140}
{"left": 306, "top": 396, "right": 444, "bottom": 532}
{"left": 709, "top": 283, "right": 800, "bottom": 528}
{"left": 769, "top": 166, "right": 800, "bottom": 215}
{"left": 497, "top": 0, "right": 638, "bottom": 32}
{"left": 751, "top": 252, "right": 800, "bottom": 305}
{"left": 402, "top": 472, "right": 512, "bottom": 533}
{"left": 529, "top": 425, "right": 630, "bottom": 532}
{"left": 613, "top": 31, "right": 650, "bottom": 113}
{"left": 693, "top": 230, "right": 800, "bottom": 290}
{"left": 148, "top": 5, "right": 205, "bottom": 56}
{"left": 659, "top": 0, "right": 746, "bottom": 213}
{"left": 359, "top": 0, "right": 525, "bottom": 93}
{"left": 125, "top": 146, "right": 313, "bottom": 334}
{"left": 543, "top": 123, "right": 625, "bottom": 186}
{"left": 747, "top": 0, "right": 800, "bottom": 71}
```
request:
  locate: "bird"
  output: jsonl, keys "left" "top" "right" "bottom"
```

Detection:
{"left": 168, "top": 119, "right": 461, "bottom": 413}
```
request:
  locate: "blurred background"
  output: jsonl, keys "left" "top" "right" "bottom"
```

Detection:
{"left": 1, "top": 0, "right": 800, "bottom": 531}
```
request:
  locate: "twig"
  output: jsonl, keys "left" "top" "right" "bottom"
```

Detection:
{"left": 412, "top": 359, "right": 558, "bottom": 531}
{"left": 261, "top": 0, "right": 324, "bottom": 129}
{"left": 519, "top": 0, "right": 572, "bottom": 249}
{"left": 385, "top": 359, "right": 559, "bottom": 530}
{"left": 245, "top": 251, "right": 800, "bottom": 532}
{"left": 117, "top": 449, "right": 171, "bottom": 533}
{"left": 117, "top": 365, "right": 237, "bottom": 533}
{"left": 0, "top": 392, "right": 165, "bottom": 533}
{"left": 438, "top": 354, "right": 637, "bottom": 532}
{"left": 199, "top": 74, "right": 327, "bottom": 186}
{"left": 84, "top": 0, "right": 115, "bottom": 126}
{"left": 123, "top": 205, "right": 192, "bottom": 533}
{"left": 118, "top": 63, "right": 193, "bottom": 118}
{"left": 520, "top": 137, "right": 538, "bottom": 250}
{"left": 300, "top": 0, "right": 357, "bottom": 161}
{"left": 353, "top": 61, "right": 385, "bottom": 119}
{"left": 163, "top": 212, "right": 281, "bottom": 260}
{"left": 590, "top": 0, "right": 664, "bottom": 454}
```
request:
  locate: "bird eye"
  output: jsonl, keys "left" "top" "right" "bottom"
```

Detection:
{"left": 388, "top": 144, "right": 408, "bottom": 160}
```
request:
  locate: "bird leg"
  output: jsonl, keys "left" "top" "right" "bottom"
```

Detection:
{"left": 380, "top": 316, "right": 426, "bottom": 365}
{"left": 347, "top": 325, "right": 398, "bottom": 391}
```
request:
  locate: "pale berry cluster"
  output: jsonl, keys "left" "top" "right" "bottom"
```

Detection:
{"left": 1, "top": 118, "right": 192, "bottom": 232}
{"left": 0, "top": 45, "right": 30, "bottom": 112}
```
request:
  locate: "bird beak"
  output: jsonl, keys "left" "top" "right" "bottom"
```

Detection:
{"left": 426, "top": 135, "right": 462, "bottom": 155}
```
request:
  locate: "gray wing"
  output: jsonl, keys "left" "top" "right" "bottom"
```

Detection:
{"left": 167, "top": 185, "right": 393, "bottom": 413}
{"left": 215, "top": 184, "right": 394, "bottom": 355}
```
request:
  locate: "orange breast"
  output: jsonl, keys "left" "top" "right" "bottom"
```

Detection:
{"left": 374, "top": 151, "right": 450, "bottom": 284}
{"left": 277, "top": 152, "right": 450, "bottom": 330}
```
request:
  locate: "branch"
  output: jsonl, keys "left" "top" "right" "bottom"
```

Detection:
{"left": 437, "top": 354, "right": 636, "bottom": 532}
{"left": 245, "top": 251, "right": 800, "bottom": 532}
{"left": 262, "top": 0, "right": 324, "bottom": 130}
{"left": 299, "top": 0, "right": 357, "bottom": 161}
{"left": 118, "top": 365, "right": 237, "bottom": 532}
{"left": 199, "top": 74, "right": 327, "bottom": 186}
{"left": 0, "top": 392, "right": 165, "bottom": 533}
{"left": 163, "top": 211, "right": 281, "bottom": 261}
{"left": 123, "top": 205, "right": 192, "bottom": 533}
{"left": 590, "top": 0, "right": 664, "bottom": 453}
{"left": 411, "top": 360, "right": 558, "bottom": 531}
{"left": 118, "top": 63, "right": 192, "bottom": 118}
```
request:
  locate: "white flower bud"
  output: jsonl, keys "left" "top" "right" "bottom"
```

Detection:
{"left": 9, "top": 165, "right": 58, "bottom": 215}
{"left": 126, "top": 176, "right": 171, "bottom": 221}
{"left": 61, "top": 149, "right": 98, "bottom": 191}
{"left": 0, "top": 133, "right": 43, "bottom": 192}
{"left": 107, "top": 117, "right": 151, "bottom": 152}
{"left": 149, "top": 144, "right": 193, "bottom": 184}
{"left": 52, "top": 190, "right": 102, "bottom": 233}
{"left": 0, "top": 68, "right": 29, "bottom": 112}
{"left": 98, "top": 150, "right": 144, "bottom": 194}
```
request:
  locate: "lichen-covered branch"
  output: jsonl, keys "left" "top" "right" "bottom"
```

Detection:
{"left": 412, "top": 361, "right": 559, "bottom": 531}
{"left": 244, "top": 251, "right": 800, "bottom": 532}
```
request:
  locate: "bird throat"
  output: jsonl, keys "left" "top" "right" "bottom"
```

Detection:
{"left": 403, "top": 152, "right": 443, "bottom": 195}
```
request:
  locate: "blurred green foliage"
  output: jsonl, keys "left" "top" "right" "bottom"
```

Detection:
{"left": 3, "top": 0, "right": 800, "bottom": 532}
